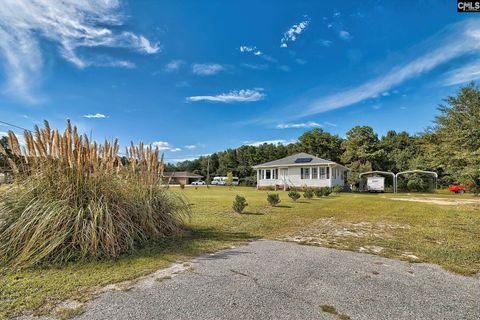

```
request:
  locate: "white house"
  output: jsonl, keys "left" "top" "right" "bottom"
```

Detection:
{"left": 252, "top": 153, "right": 348, "bottom": 189}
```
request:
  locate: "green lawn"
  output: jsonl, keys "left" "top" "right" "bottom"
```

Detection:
{"left": 1, "top": 187, "right": 479, "bottom": 319}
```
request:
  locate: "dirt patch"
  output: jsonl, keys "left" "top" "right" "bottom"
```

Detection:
{"left": 391, "top": 197, "right": 480, "bottom": 206}
{"left": 282, "top": 217, "right": 409, "bottom": 249}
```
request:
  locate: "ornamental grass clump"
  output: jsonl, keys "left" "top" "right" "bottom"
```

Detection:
{"left": 0, "top": 120, "right": 189, "bottom": 268}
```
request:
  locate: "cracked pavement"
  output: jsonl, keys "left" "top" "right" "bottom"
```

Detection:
{"left": 42, "top": 240, "right": 480, "bottom": 319}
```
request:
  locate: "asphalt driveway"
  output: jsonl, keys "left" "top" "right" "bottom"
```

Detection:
{"left": 67, "top": 240, "right": 480, "bottom": 320}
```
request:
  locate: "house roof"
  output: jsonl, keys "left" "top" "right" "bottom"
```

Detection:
{"left": 163, "top": 171, "right": 204, "bottom": 178}
{"left": 252, "top": 153, "right": 348, "bottom": 169}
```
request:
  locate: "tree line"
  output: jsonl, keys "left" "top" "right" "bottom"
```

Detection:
{"left": 1, "top": 83, "right": 478, "bottom": 190}
{"left": 166, "top": 83, "right": 480, "bottom": 190}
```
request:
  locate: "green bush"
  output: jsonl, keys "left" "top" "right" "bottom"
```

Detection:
{"left": 267, "top": 193, "right": 280, "bottom": 206}
{"left": 333, "top": 186, "right": 343, "bottom": 195}
{"left": 0, "top": 121, "right": 190, "bottom": 268}
{"left": 180, "top": 183, "right": 185, "bottom": 189}
{"left": 288, "top": 190, "right": 301, "bottom": 202}
{"left": 303, "top": 188, "right": 314, "bottom": 199}
{"left": 314, "top": 189, "right": 323, "bottom": 197}
{"left": 321, "top": 187, "right": 332, "bottom": 196}
{"left": 232, "top": 195, "right": 248, "bottom": 213}
{"left": 407, "top": 177, "right": 425, "bottom": 192}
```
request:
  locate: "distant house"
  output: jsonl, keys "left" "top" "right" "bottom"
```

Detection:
{"left": 162, "top": 171, "right": 203, "bottom": 185}
{"left": 252, "top": 153, "right": 348, "bottom": 189}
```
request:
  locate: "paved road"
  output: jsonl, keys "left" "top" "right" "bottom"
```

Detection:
{"left": 71, "top": 240, "right": 479, "bottom": 320}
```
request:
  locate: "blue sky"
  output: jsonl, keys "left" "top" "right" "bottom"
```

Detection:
{"left": 0, "top": 0, "right": 478, "bottom": 162}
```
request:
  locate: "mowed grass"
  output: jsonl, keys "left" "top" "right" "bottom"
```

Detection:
{"left": 1, "top": 186, "right": 479, "bottom": 319}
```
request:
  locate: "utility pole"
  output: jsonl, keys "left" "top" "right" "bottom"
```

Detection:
{"left": 206, "top": 155, "right": 210, "bottom": 186}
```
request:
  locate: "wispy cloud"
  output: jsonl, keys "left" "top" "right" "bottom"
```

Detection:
{"left": 339, "top": 30, "right": 352, "bottom": 41}
{"left": 239, "top": 45, "right": 262, "bottom": 56}
{"left": 165, "top": 59, "right": 185, "bottom": 72}
{"left": 241, "top": 63, "right": 269, "bottom": 70}
{"left": 444, "top": 59, "right": 480, "bottom": 86}
{"left": 244, "top": 139, "right": 297, "bottom": 146}
{"left": 185, "top": 144, "right": 197, "bottom": 150}
{"left": 83, "top": 113, "right": 108, "bottom": 119}
{"left": 318, "top": 39, "right": 333, "bottom": 47}
{"left": 192, "top": 63, "right": 225, "bottom": 75}
{"left": 324, "top": 122, "right": 337, "bottom": 127}
{"left": 187, "top": 89, "right": 265, "bottom": 103}
{"left": 0, "top": 0, "right": 160, "bottom": 103}
{"left": 289, "top": 19, "right": 480, "bottom": 118}
{"left": 280, "top": 16, "right": 310, "bottom": 48}
{"left": 276, "top": 121, "right": 322, "bottom": 129}
{"left": 151, "top": 141, "right": 181, "bottom": 152}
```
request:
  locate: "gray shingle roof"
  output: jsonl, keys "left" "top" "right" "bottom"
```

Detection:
{"left": 252, "top": 153, "right": 345, "bottom": 169}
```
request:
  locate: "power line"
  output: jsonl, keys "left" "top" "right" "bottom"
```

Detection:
{"left": 0, "top": 120, "right": 31, "bottom": 132}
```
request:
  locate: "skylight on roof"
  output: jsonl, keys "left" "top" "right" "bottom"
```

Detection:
{"left": 294, "top": 157, "right": 313, "bottom": 163}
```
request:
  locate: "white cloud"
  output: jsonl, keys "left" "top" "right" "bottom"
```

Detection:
{"left": 192, "top": 63, "right": 225, "bottom": 75}
{"left": 295, "top": 58, "right": 307, "bottom": 65}
{"left": 187, "top": 89, "right": 265, "bottom": 103}
{"left": 280, "top": 16, "right": 310, "bottom": 48}
{"left": 339, "top": 30, "right": 352, "bottom": 40}
{"left": 185, "top": 144, "right": 197, "bottom": 150}
{"left": 83, "top": 113, "right": 108, "bottom": 119}
{"left": 151, "top": 141, "right": 181, "bottom": 152}
{"left": 292, "top": 19, "right": 480, "bottom": 117}
{"left": 444, "top": 59, "right": 480, "bottom": 86}
{"left": 278, "top": 65, "right": 291, "bottom": 72}
{"left": 372, "top": 104, "right": 382, "bottom": 110}
{"left": 0, "top": 131, "right": 8, "bottom": 137}
{"left": 276, "top": 121, "right": 322, "bottom": 129}
{"left": 324, "top": 122, "right": 337, "bottom": 127}
{"left": 165, "top": 60, "right": 185, "bottom": 72}
{"left": 0, "top": 0, "right": 160, "bottom": 102}
{"left": 318, "top": 39, "right": 333, "bottom": 47}
{"left": 240, "top": 45, "right": 263, "bottom": 56}
{"left": 241, "top": 63, "right": 269, "bottom": 70}
{"left": 244, "top": 139, "right": 297, "bottom": 147}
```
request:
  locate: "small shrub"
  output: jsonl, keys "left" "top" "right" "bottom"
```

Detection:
{"left": 314, "top": 189, "right": 323, "bottom": 198}
{"left": 322, "top": 186, "right": 332, "bottom": 196}
{"left": 288, "top": 190, "right": 301, "bottom": 202}
{"left": 267, "top": 193, "right": 280, "bottom": 206}
{"left": 303, "top": 188, "right": 314, "bottom": 199}
{"left": 232, "top": 195, "right": 248, "bottom": 213}
{"left": 180, "top": 183, "right": 185, "bottom": 189}
{"left": 265, "top": 185, "right": 275, "bottom": 191}
{"left": 332, "top": 185, "right": 342, "bottom": 195}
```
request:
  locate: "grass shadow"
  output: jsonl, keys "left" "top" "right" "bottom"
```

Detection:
{"left": 241, "top": 211, "right": 264, "bottom": 216}
{"left": 275, "top": 205, "right": 293, "bottom": 208}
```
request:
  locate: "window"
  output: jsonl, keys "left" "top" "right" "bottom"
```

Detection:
{"left": 260, "top": 170, "right": 265, "bottom": 180}
{"left": 301, "top": 167, "right": 310, "bottom": 179}
{"left": 312, "top": 167, "right": 318, "bottom": 179}
{"left": 273, "top": 169, "right": 278, "bottom": 180}
{"left": 319, "top": 167, "right": 326, "bottom": 179}
{"left": 326, "top": 167, "right": 330, "bottom": 179}
{"left": 265, "top": 169, "right": 271, "bottom": 180}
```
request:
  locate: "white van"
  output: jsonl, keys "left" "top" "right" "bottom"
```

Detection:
{"left": 210, "top": 176, "right": 239, "bottom": 186}
{"left": 211, "top": 177, "right": 224, "bottom": 185}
